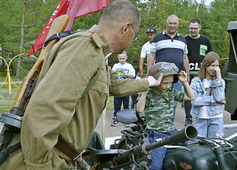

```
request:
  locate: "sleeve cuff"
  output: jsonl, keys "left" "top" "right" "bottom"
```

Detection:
{"left": 138, "top": 79, "right": 149, "bottom": 92}
{"left": 213, "top": 79, "right": 224, "bottom": 86}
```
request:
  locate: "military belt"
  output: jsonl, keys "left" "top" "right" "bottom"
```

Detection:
{"left": 55, "top": 139, "right": 81, "bottom": 161}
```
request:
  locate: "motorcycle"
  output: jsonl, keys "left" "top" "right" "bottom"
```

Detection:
{"left": 83, "top": 109, "right": 237, "bottom": 170}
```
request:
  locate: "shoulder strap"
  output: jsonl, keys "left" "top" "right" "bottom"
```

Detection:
{"left": 81, "top": 65, "right": 101, "bottom": 98}
{"left": 43, "top": 30, "right": 77, "bottom": 48}
{"left": 0, "top": 142, "right": 21, "bottom": 165}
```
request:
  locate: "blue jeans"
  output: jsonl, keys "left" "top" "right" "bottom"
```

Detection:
{"left": 113, "top": 96, "right": 130, "bottom": 117}
{"left": 194, "top": 118, "right": 223, "bottom": 138}
{"left": 173, "top": 80, "right": 182, "bottom": 121}
{"left": 147, "top": 129, "right": 178, "bottom": 170}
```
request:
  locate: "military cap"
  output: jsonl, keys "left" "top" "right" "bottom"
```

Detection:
{"left": 148, "top": 62, "right": 179, "bottom": 82}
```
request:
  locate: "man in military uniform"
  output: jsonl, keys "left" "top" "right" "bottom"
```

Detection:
{"left": 1, "top": 1, "right": 163, "bottom": 169}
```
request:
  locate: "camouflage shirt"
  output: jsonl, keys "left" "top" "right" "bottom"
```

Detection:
{"left": 144, "top": 88, "right": 185, "bottom": 132}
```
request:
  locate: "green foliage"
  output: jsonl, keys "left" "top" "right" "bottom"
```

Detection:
{"left": 0, "top": 0, "right": 236, "bottom": 75}
{"left": 0, "top": 0, "right": 59, "bottom": 57}
{"left": 1, "top": 0, "right": 237, "bottom": 114}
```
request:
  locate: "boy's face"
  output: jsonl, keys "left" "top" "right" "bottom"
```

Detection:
{"left": 118, "top": 55, "right": 127, "bottom": 64}
{"left": 156, "top": 75, "right": 174, "bottom": 92}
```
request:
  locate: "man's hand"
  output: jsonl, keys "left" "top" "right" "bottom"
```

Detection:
{"left": 178, "top": 71, "right": 188, "bottom": 83}
{"left": 146, "top": 73, "right": 164, "bottom": 87}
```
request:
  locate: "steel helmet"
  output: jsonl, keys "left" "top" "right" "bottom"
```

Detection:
{"left": 148, "top": 62, "right": 179, "bottom": 82}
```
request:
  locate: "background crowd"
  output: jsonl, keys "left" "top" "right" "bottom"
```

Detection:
{"left": 1, "top": 0, "right": 236, "bottom": 80}
{"left": 109, "top": 14, "right": 225, "bottom": 170}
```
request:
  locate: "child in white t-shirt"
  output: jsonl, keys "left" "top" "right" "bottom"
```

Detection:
{"left": 111, "top": 51, "right": 135, "bottom": 127}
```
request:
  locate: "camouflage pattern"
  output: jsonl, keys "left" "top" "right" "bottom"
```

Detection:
{"left": 144, "top": 88, "right": 185, "bottom": 132}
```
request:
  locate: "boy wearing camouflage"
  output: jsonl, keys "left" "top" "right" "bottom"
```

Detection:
{"left": 136, "top": 62, "right": 195, "bottom": 170}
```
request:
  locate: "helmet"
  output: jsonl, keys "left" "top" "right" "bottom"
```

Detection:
{"left": 148, "top": 62, "right": 179, "bottom": 82}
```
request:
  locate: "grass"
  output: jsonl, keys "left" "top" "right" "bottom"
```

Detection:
{"left": 0, "top": 72, "right": 23, "bottom": 82}
{"left": 0, "top": 83, "right": 115, "bottom": 115}
{"left": 0, "top": 85, "right": 19, "bottom": 113}
{"left": 106, "top": 96, "right": 114, "bottom": 111}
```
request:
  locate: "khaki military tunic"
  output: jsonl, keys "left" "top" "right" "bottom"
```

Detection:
{"left": 1, "top": 25, "right": 149, "bottom": 170}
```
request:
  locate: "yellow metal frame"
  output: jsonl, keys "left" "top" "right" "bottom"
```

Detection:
{"left": 0, "top": 54, "right": 37, "bottom": 94}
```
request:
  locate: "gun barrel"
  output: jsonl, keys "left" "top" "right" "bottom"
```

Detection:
{"left": 112, "top": 126, "right": 197, "bottom": 168}
{"left": 145, "top": 125, "right": 197, "bottom": 152}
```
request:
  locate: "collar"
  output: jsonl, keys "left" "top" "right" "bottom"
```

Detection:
{"left": 163, "top": 30, "right": 180, "bottom": 37}
{"left": 195, "top": 77, "right": 215, "bottom": 91}
{"left": 89, "top": 25, "right": 110, "bottom": 56}
{"left": 188, "top": 34, "right": 201, "bottom": 39}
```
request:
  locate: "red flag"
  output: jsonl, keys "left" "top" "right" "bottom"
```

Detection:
{"left": 28, "top": 0, "right": 110, "bottom": 56}
{"left": 65, "top": 0, "right": 110, "bottom": 31}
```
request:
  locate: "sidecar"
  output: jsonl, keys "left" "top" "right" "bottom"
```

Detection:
{"left": 114, "top": 109, "right": 237, "bottom": 170}
{"left": 163, "top": 139, "right": 237, "bottom": 170}
{"left": 85, "top": 109, "right": 237, "bottom": 170}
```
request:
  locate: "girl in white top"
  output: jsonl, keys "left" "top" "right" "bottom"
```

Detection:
{"left": 190, "top": 52, "right": 226, "bottom": 138}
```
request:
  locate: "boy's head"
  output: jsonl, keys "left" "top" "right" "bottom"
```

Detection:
{"left": 148, "top": 62, "right": 179, "bottom": 92}
{"left": 117, "top": 51, "right": 127, "bottom": 64}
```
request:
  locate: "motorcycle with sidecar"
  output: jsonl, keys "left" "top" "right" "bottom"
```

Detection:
{"left": 83, "top": 109, "right": 237, "bottom": 170}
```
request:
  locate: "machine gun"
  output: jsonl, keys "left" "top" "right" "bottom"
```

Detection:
{"left": 83, "top": 109, "right": 237, "bottom": 170}
{"left": 82, "top": 110, "right": 198, "bottom": 170}
{"left": 110, "top": 125, "right": 197, "bottom": 169}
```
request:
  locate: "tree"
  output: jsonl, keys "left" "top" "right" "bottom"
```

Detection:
{"left": 0, "top": 0, "right": 59, "bottom": 78}
{"left": 206, "top": 0, "right": 232, "bottom": 59}
{"left": 1, "top": 0, "right": 236, "bottom": 76}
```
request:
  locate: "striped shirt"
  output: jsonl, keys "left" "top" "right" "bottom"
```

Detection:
{"left": 150, "top": 30, "right": 188, "bottom": 71}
